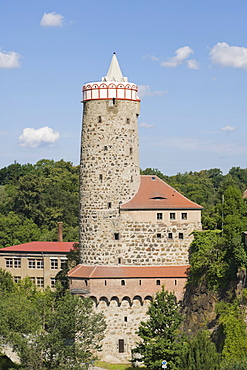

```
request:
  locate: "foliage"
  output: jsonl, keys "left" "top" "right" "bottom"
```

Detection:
{"left": 56, "top": 243, "right": 80, "bottom": 291}
{"left": 0, "top": 267, "right": 15, "bottom": 294}
{"left": 132, "top": 287, "right": 183, "bottom": 370}
{"left": 95, "top": 362, "right": 146, "bottom": 370}
{"left": 216, "top": 301, "right": 247, "bottom": 365}
{"left": 179, "top": 331, "right": 221, "bottom": 370}
{"left": 0, "top": 284, "right": 106, "bottom": 370}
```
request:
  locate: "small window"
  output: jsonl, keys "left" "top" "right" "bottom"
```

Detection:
{"left": 36, "top": 277, "right": 44, "bottom": 288}
{"left": 179, "top": 233, "right": 184, "bottom": 240}
{"left": 130, "top": 147, "right": 133, "bottom": 155}
{"left": 121, "top": 280, "right": 125, "bottom": 286}
{"left": 99, "top": 174, "right": 103, "bottom": 181}
{"left": 151, "top": 176, "right": 156, "bottom": 180}
{"left": 168, "top": 232, "right": 173, "bottom": 239}
{"left": 30, "top": 277, "right": 36, "bottom": 284}
{"left": 108, "top": 202, "right": 112, "bottom": 209}
{"left": 5, "top": 258, "right": 13, "bottom": 268}
{"left": 181, "top": 213, "right": 187, "bottom": 220}
{"left": 50, "top": 259, "right": 58, "bottom": 270}
{"left": 104, "top": 145, "right": 108, "bottom": 151}
{"left": 118, "top": 258, "right": 121, "bottom": 264}
{"left": 136, "top": 113, "right": 139, "bottom": 118}
{"left": 50, "top": 278, "right": 56, "bottom": 288}
{"left": 139, "top": 280, "right": 142, "bottom": 285}
{"left": 126, "top": 118, "right": 130, "bottom": 124}
{"left": 124, "top": 316, "right": 128, "bottom": 322}
{"left": 118, "top": 339, "right": 125, "bottom": 353}
{"left": 36, "top": 259, "right": 44, "bottom": 269}
{"left": 28, "top": 259, "right": 35, "bottom": 269}
{"left": 170, "top": 212, "right": 176, "bottom": 220}
{"left": 105, "top": 280, "right": 107, "bottom": 286}
{"left": 156, "top": 280, "right": 161, "bottom": 286}
{"left": 98, "top": 116, "right": 102, "bottom": 123}
{"left": 130, "top": 175, "right": 133, "bottom": 183}
{"left": 157, "top": 213, "right": 163, "bottom": 220}
{"left": 85, "top": 280, "right": 88, "bottom": 286}
{"left": 157, "top": 233, "right": 162, "bottom": 238}
{"left": 175, "top": 279, "right": 177, "bottom": 286}
{"left": 14, "top": 258, "right": 21, "bottom": 268}
{"left": 60, "top": 259, "right": 67, "bottom": 269}
{"left": 112, "top": 97, "right": 116, "bottom": 105}
{"left": 14, "top": 276, "right": 21, "bottom": 284}
{"left": 114, "top": 233, "right": 120, "bottom": 240}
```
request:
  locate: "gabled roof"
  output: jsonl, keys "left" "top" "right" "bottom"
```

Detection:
{"left": 68, "top": 264, "right": 189, "bottom": 279}
{"left": 0, "top": 241, "right": 76, "bottom": 254}
{"left": 121, "top": 175, "right": 203, "bottom": 210}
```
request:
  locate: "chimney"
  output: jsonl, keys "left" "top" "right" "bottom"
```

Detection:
{"left": 58, "top": 222, "right": 63, "bottom": 242}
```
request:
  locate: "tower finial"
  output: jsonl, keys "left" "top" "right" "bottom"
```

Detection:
{"left": 102, "top": 54, "right": 128, "bottom": 82}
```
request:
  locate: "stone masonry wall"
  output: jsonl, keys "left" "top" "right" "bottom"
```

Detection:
{"left": 79, "top": 99, "right": 140, "bottom": 264}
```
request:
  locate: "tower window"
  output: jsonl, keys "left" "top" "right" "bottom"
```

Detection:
{"left": 108, "top": 202, "right": 112, "bottom": 209}
{"left": 179, "top": 233, "right": 184, "bottom": 240}
{"left": 112, "top": 97, "right": 116, "bottom": 105}
{"left": 175, "top": 279, "right": 177, "bottom": 285}
{"left": 168, "top": 232, "right": 173, "bottom": 239}
{"left": 98, "top": 116, "right": 102, "bottom": 123}
{"left": 105, "top": 280, "right": 107, "bottom": 286}
{"left": 130, "top": 175, "right": 133, "bottom": 183}
{"left": 121, "top": 280, "right": 125, "bottom": 286}
{"left": 126, "top": 118, "right": 130, "bottom": 124}
{"left": 118, "top": 339, "right": 125, "bottom": 353}
{"left": 157, "top": 213, "right": 163, "bottom": 220}
{"left": 170, "top": 212, "right": 176, "bottom": 220}
{"left": 139, "top": 280, "right": 142, "bottom": 285}
{"left": 156, "top": 280, "right": 161, "bottom": 286}
{"left": 118, "top": 258, "right": 121, "bottom": 264}
{"left": 181, "top": 212, "right": 187, "bottom": 220}
{"left": 124, "top": 316, "right": 128, "bottom": 322}
{"left": 99, "top": 174, "right": 103, "bottom": 181}
{"left": 130, "top": 147, "right": 133, "bottom": 155}
{"left": 157, "top": 233, "right": 162, "bottom": 238}
{"left": 104, "top": 146, "right": 108, "bottom": 151}
{"left": 114, "top": 233, "right": 120, "bottom": 240}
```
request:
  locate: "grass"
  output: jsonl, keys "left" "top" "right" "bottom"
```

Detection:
{"left": 95, "top": 361, "right": 148, "bottom": 369}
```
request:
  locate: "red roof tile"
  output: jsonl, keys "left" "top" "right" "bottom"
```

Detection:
{"left": 121, "top": 175, "right": 203, "bottom": 210}
{"left": 0, "top": 241, "right": 76, "bottom": 253}
{"left": 68, "top": 264, "right": 189, "bottom": 279}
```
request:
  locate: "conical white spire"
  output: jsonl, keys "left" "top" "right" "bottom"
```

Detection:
{"left": 102, "top": 53, "right": 128, "bottom": 82}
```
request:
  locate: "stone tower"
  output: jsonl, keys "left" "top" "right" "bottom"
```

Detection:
{"left": 79, "top": 53, "right": 141, "bottom": 265}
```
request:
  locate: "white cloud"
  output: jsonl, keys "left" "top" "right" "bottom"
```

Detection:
{"left": 210, "top": 42, "right": 247, "bottom": 71}
{"left": 220, "top": 125, "right": 237, "bottom": 132}
{"left": 0, "top": 50, "right": 21, "bottom": 68}
{"left": 19, "top": 126, "right": 60, "bottom": 148}
{"left": 187, "top": 59, "right": 200, "bottom": 70}
{"left": 161, "top": 46, "right": 194, "bottom": 68}
{"left": 138, "top": 85, "right": 167, "bottom": 98}
{"left": 140, "top": 122, "right": 155, "bottom": 128}
{"left": 40, "top": 12, "right": 64, "bottom": 27}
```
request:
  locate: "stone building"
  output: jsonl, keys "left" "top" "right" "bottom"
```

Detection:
{"left": 69, "top": 54, "right": 202, "bottom": 363}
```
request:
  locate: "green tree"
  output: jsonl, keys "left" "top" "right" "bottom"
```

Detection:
{"left": 0, "top": 267, "right": 15, "bottom": 294}
{"left": 179, "top": 331, "right": 220, "bottom": 370}
{"left": 133, "top": 288, "right": 183, "bottom": 370}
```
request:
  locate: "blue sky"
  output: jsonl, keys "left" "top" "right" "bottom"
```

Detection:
{"left": 1, "top": 0, "right": 247, "bottom": 175}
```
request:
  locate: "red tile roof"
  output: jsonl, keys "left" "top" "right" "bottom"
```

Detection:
{"left": 68, "top": 264, "right": 189, "bottom": 279}
{"left": 0, "top": 241, "right": 76, "bottom": 253}
{"left": 121, "top": 175, "right": 203, "bottom": 210}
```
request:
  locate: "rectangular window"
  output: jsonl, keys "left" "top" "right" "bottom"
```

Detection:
{"left": 50, "top": 259, "right": 58, "bottom": 270}
{"left": 14, "top": 276, "right": 21, "bottom": 283}
{"left": 50, "top": 278, "right": 56, "bottom": 289}
{"left": 114, "top": 233, "right": 120, "bottom": 241}
{"left": 181, "top": 212, "right": 187, "bottom": 220}
{"left": 60, "top": 259, "right": 67, "bottom": 269}
{"left": 157, "top": 213, "right": 163, "bottom": 220}
{"left": 36, "top": 259, "right": 44, "bottom": 269}
{"left": 36, "top": 277, "right": 44, "bottom": 288}
{"left": 168, "top": 232, "right": 173, "bottom": 239}
{"left": 118, "top": 339, "right": 125, "bottom": 353}
{"left": 157, "top": 233, "right": 162, "bottom": 238}
{"left": 28, "top": 259, "right": 35, "bottom": 269}
{"left": 170, "top": 212, "right": 176, "bottom": 220}
{"left": 30, "top": 277, "right": 36, "bottom": 284}
{"left": 5, "top": 258, "right": 13, "bottom": 268}
{"left": 179, "top": 233, "right": 184, "bottom": 240}
{"left": 14, "top": 258, "right": 21, "bottom": 268}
